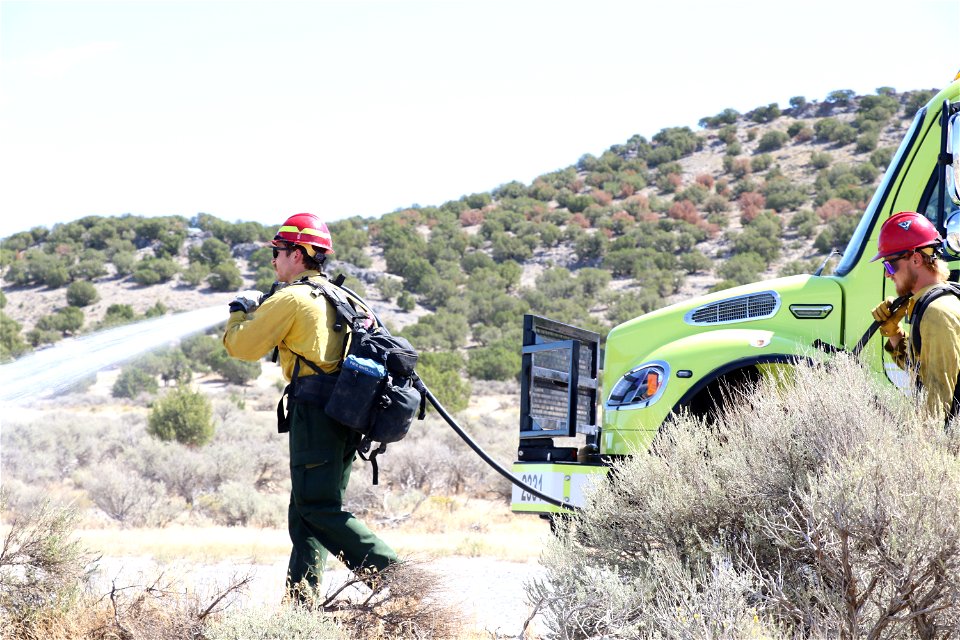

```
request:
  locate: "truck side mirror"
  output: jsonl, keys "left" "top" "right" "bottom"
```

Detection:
{"left": 946, "top": 211, "right": 960, "bottom": 259}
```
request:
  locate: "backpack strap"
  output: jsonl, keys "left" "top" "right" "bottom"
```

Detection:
{"left": 909, "top": 282, "right": 960, "bottom": 357}
{"left": 290, "top": 276, "right": 370, "bottom": 334}
{"left": 356, "top": 440, "right": 387, "bottom": 485}
{"left": 276, "top": 352, "right": 330, "bottom": 433}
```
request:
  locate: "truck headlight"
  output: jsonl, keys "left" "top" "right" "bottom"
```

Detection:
{"left": 606, "top": 361, "right": 669, "bottom": 410}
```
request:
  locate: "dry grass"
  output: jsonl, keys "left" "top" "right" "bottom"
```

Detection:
{"left": 69, "top": 497, "right": 547, "bottom": 565}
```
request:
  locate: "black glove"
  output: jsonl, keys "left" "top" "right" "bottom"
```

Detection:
{"left": 229, "top": 290, "right": 263, "bottom": 314}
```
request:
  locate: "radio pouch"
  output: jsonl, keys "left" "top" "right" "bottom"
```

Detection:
{"left": 325, "top": 355, "right": 387, "bottom": 431}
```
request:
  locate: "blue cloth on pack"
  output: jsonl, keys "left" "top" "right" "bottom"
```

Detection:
{"left": 343, "top": 355, "right": 386, "bottom": 379}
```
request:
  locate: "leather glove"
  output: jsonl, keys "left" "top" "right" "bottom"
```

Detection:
{"left": 871, "top": 297, "right": 908, "bottom": 337}
{"left": 229, "top": 290, "right": 263, "bottom": 314}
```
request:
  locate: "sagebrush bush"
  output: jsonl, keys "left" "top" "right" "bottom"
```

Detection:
{"left": 77, "top": 459, "right": 182, "bottom": 527}
{"left": 0, "top": 498, "right": 95, "bottom": 640}
{"left": 528, "top": 355, "right": 960, "bottom": 639}
{"left": 147, "top": 384, "right": 215, "bottom": 446}
{"left": 65, "top": 280, "right": 99, "bottom": 307}
{"left": 196, "top": 481, "right": 286, "bottom": 527}
{"left": 203, "top": 606, "right": 344, "bottom": 639}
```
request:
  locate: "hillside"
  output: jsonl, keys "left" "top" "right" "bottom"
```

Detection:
{"left": 0, "top": 85, "right": 938, "bottom": 372}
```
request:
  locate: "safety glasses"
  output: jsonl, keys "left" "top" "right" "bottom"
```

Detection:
{"left": 882, "top": 251, "right": 912, "bottom": 275}
{"left": 272, "top": 245, "right": 296, "bottom": 259}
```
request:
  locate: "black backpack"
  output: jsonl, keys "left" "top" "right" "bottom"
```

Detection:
{"left": 282, "top": 275, "right": 426, "bottom": 484}
{"left": 909, "top": 282, "right": 960, "bottom": 355}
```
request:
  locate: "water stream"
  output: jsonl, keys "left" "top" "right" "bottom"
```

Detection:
{"left": 0, "top": 305, "right": 226, "bottom": 405}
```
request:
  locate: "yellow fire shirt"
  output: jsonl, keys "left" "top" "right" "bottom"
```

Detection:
{"left": 223, "top": 271, "right": 364, "bottom": 380}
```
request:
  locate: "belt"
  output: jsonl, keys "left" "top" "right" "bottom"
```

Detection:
{"left": 288, "top": 372, "right": 337, "bottom": 405}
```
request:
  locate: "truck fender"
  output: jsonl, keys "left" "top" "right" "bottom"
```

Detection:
{"left": 643, "top": 329, "right": 822, "bottom": 419}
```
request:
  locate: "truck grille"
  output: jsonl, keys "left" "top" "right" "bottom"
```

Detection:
{"left": 684, "top": 291, "right": 780, "bottom": 325}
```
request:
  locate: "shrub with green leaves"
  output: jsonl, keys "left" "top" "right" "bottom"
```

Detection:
{"left": 0, "top": 312, "right": 29, "bottom": 361}
{"left": 905, "top": 89, "right": 935, "bottom": 117}
{"left": 749, "top": 102, "right": 781, "bottom": 123}
{"left": 762, "top": 175, "right": 807, "bottom": 211}
{"left": 757, "top": 129, "right": 788, "bottom": 152}
{"left": 112, "top": 367, "right": 160, "bottom": 399}
{"left": 69, "top": 249, "right": 108, "bottom": 281}
{"left": 132, "top": 256, "right": 179, "bottom": 285}
{"left": 855, "top": 130, "right": 879, "bottom": 153}
{"left": 110, "top": 250, "right": 136, "bottom": 276}
{"left": 188, "top": 237, "right": 232, "bottom": 266}
{"left": 678, "top": 249, "right": 712, "bottom": 274}
{"left": 99, "top": 303, "right": 136, "bottom": 328}
{"left": 416, "top": 351, "right": 471, "bottom": 413}
{"left": 789, "top": 208, "right": 820, "bottom": 238}
{"left": 36, "top": 306, "right": 84, "bottom": 335}
{"left": 147, "top": 384, "right": 215, "bottom": 447}
{"left": 65, "top": 280, "right": 99, "bottom": 307}
{"left": 207, "top": 260, "right": 243, "bottom": 292}
{"left": 606, "top": 289, "right": 664, "bottom": 326}
{"left": 466, "top": 339, "right": 520, "bottom": 381}
{"left": 210, "top": 348, "right": 262, "bottom": 385}
{"left": 698, "top": 108, "right": 739, "bottom": 129}
{"left": 714, "top": 252, "right": 766, "bottom": 287}
{"left": 815, "top": 211, "right": 861, "bottom": 252}
{"left": 400, "top": 311, "right": 469, "bottom": 351}
{"left": 728, "top": 212, "right": 783, "bottom": 263}
{"left": 180, "top": 261, "right": 211, "bottom": 287}
{"left": 810, "top": 150, "right": 832, "bottom": 169}
{"left": 871, "top": 146, "right": 895, "bottom": 169}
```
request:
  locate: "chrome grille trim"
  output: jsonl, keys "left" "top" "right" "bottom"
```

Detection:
{"left": 684, "top": 291, "right": 781, "bottom": 326}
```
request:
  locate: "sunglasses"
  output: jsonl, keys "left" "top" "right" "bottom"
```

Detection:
{"left": 272, "top": 245, "right": 296, "bottom": 259}
{"left": 882, "top": 251, "right": 913, "bottom": 275}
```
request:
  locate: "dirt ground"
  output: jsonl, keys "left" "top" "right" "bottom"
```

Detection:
{"left": 87, "top": 539, "right": 549, "bottom": 638}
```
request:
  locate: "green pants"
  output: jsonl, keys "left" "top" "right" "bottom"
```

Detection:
{"left": 285, "top": 399, "right": 397, "bottom": 595}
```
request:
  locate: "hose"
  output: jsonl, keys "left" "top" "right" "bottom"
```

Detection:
{"left": 421, "top": 386, "right": 579, "bottom": 511}
{"left": 335, "top": 279, "right": 580, "bottom": 511}
{"left": 814, "top": 294, "right": 910, "bottom": 356}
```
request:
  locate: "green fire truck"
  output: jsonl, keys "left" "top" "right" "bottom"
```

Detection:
{"left": 512, "top": 75, "right": 960, "bottom": 516}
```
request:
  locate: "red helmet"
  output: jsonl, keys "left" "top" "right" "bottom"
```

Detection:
{"left": 870, "top": 211, "right": 942, "bottom": 261}
{"left": 272, "top": 213, "right": 334, "bottom": 254}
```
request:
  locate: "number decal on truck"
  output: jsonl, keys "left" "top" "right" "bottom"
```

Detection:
{"left": 518, "top": 473, "right": 544, "bottom": 502}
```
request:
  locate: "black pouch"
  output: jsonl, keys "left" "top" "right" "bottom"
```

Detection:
{"left": 351, "top": 331, "right": 418, "bottom": 377}
{"left": 367, "top": 379, "right": 422, "bottom": 444}
{"left": 324, "top": 355, "right": 386, "bottom": 433}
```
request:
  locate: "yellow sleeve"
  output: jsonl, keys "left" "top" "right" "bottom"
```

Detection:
{"left": 917, "top": 298, "right": 960, "bottom": 422}
{"left": 222, "top": 294, "right": 297, "bottom": 362}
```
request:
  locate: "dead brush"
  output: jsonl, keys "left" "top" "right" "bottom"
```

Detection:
{"left": 293, "top": 559, "right": 463, "bottom": 639}
{"left": 0, "top": 495, "right": 255, "bottom": 640}
{"left": 0, "top": 497, "right": 96, "bottom": 640}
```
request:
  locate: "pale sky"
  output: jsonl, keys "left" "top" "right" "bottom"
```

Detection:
{"left": 1, "top": 0, "right": 958, "bottom": 238}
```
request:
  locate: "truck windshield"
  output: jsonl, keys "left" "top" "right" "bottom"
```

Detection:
{"left": 834, "top": 107, "right": 927, "bottom": 276}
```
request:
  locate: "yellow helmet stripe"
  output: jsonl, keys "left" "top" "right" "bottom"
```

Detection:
{"left": 277, "top": 225, "right": 331, "bottom": 239}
